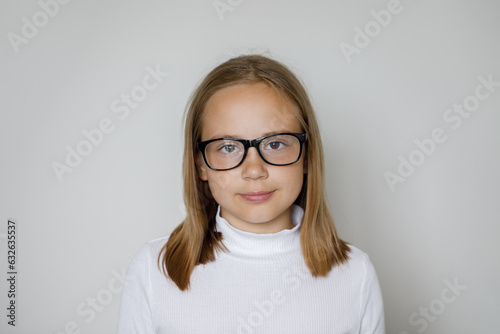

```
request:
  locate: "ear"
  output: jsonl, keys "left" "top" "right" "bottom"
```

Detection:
{"left": 195, "top": 151, "right": 208, "bottom": 181}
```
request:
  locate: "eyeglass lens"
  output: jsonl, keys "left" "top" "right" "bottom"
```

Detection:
{"left": 204, "top": 134, "right": 301, "bottom": 170}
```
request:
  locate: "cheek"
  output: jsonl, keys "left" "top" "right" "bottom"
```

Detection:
{"left": 277, "top": 165, "right": 304, "bottom": 192}
{"left": 205, "top": 172, "right": 233, "bottom": 199}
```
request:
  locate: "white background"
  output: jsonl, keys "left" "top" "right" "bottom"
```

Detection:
{"left": 1, "top": 0, "right": 499, "bottom": 333}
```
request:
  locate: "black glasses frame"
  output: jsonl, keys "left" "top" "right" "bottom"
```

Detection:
{"left": 197, "top": 133, "right": 307, "bottom": 171}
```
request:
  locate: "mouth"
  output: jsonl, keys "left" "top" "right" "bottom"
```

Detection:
{"left": 239, "top": 190, "right": 275, "bottom": 202}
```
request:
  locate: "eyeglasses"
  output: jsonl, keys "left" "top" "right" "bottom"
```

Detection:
{"left": 197, "top": 133, "right": 307, "bottom": 171}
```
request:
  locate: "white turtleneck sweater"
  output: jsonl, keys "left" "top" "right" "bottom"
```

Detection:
{"left": 117, "top": 205, "right": 385, "bottom": 333}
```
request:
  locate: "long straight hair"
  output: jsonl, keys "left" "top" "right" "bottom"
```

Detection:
{"left": 158, "top": 54, "right": 350, "bottom": 291}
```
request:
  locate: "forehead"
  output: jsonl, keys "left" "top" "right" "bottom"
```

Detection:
{"left": 201, "top": 82, "right": 301, "bottom": 140}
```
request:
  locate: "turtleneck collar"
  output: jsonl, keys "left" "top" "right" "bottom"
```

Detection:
{"left": 215, "top": 204, "right": 303, "bottom": 263}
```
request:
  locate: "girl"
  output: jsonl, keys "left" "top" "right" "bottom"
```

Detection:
{"left": 117, "top": 55, "right": 385, "bottom": 333}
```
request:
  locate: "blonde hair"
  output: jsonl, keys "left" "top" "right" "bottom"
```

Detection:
{"left": 158, "top": 54, "right": 350, "bottom": 291}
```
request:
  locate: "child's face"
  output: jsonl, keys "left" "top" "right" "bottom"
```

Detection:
{"left": 196, "top": 82, "right": 306, "bottom": 233}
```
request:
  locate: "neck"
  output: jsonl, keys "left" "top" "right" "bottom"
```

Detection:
{"left": 214, "top": 204, "right": 303, "bottom": 262}
{"left": 219, "top": 207, "right": 295, "bottom": 234}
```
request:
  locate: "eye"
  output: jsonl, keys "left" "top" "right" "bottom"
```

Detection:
{"left": 218, "top": 143, "right": 240, "bottom": 154}
{"left": 265, "top": 140, "right": 285, "bottom": 150}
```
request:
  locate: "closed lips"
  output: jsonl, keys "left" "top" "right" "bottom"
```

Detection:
{"left": 242, "top": 191, "right": 274, "bottom": 196}
{"left": 239, "top": 191, "right": 275, "bottom": 201}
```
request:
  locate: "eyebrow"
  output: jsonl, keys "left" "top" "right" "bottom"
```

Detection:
{"left": 206, "top": 130, "right": 294, "bottom": 141}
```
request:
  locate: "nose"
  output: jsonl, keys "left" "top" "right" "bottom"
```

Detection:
{"left": 241, "top": 147, "right": 268, "bottom": 180}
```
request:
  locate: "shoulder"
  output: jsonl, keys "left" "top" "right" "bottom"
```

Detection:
{"left": 346, "top": 244, "right": 372, "bottom": 267}
{"left": 343, "top": 245, "right": 381, "bottom": 291}
{"left": 137, "top": 235, "right": 170, "bottom": 259}
{"left": 347, "top": 244, "right": 370, "bottom": 262}
{"left": 344, "top": 246, "right": 385, "bottom": 331}
{"left": 127, "top": 235, "right": 171, "bottom": 270}
{"left": 333, "top": 244, "right": 378, "bottom": 282}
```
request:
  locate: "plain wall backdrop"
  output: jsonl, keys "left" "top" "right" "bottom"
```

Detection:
{"left": 1, "top": 0, "right": 499, "bottom": 333}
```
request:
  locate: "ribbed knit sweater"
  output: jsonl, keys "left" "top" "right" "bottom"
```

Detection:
{"left": 117, "top": 205, "right": 385, "bottom": 333}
